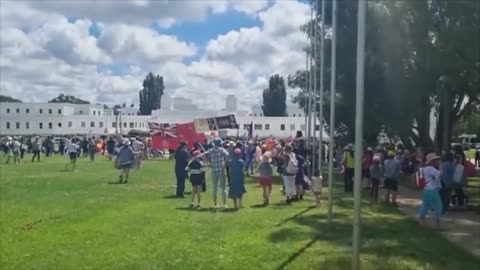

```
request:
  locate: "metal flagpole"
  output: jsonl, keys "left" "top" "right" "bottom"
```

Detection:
{"left": 352, "top": 0, "right": 367, "bottom": 269}
{"left": 318, "top": 0, "right": 325, "bottom": 172}
{"left": 327, "top": 0, "right": 337, "bottom": 223}
{"left": 304, "top": 50, "right": 309, "bottom": 141}
{"left": 312, "top": 0, "right": 319, "bottom": 172}
{"left": 307, "top": 6, "right": 314, "bottom": 148}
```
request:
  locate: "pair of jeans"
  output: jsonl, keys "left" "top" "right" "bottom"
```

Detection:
{"left": 212, "top": 172, "right": 226, "bottom": 203}
{"left": 453, "top": 184, "right": 465, "bottom": 207}
{"left": 282, "top": 175, "right": 296, "bottom": 198}
{"left": 245, "top": 158, "right": 254, "bottom": 174}
{"left": 175, "top": 169, "right": 186, "bottom": 197}
{"left": 344, "top": 168, "right": 354, "bottom": 192}
{"left": 419, "top": 189, "right": 442, "bottom": 221}
{"left": 439, "top": 187, "right": 452, "bottom": 214}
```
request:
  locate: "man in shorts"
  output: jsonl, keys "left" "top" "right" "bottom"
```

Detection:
{"left": 383, "top": 150, "right": 402, "bottom": 206}
{"left": 66, "top": 138, "right": 79, "bottom": 171}
{"left": 132, "top": 137, "right": 144, "bottom": 170}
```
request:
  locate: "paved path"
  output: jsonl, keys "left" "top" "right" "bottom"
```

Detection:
{"left": 395, "top": 185, "right": 480, "bottom": 258}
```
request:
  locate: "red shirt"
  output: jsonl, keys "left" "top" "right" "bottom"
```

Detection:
{"left": 363, "top": 151, "right": 374, "bottom": 169}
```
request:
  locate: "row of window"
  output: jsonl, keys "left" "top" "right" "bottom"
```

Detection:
{"left": 242, "top": 123, "right": 312, "bottom": 131}
{"left": 4, "top": 108, "right": 103, "bottom": 116}
{"left": 5, "top": 108, "right": 62, "bottom": 115}
{"left": 5, "top": 121, "right": 145, "bottom": 130}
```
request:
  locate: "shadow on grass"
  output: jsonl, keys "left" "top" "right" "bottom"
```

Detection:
{"left": 107, "top": 181, "right": 123, "bottom": 185}
{"left": 163, "top": 195, "right": 183, "bottom": 199}
{"left": 275, "top": 206, "right": 315, "bottom": 227}
{"left": 270, "top": 209, "right": 480, "bottom": 270}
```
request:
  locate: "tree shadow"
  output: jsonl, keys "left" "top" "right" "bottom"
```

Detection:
{"left": 163, "top": 195, "right": 183, "bottom": 199}
{"left": 269, "top": 210, "right": 480, "bottom": 269}
{"left": 275, "top": 206, "right": 316, "bottom": 227}
{"left": 107, "top": 181, "right": 123, "bottom": 185}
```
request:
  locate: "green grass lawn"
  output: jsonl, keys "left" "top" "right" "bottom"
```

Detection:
{"left": 1, "top": 155, "right": 479, "bottom": 270}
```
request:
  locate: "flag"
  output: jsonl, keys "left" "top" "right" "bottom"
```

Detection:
{"left": 151, "top": 122, "right": 206, "bottom": 150}
{"left": 148, "top": 122, "right": 177, "bottom": 137}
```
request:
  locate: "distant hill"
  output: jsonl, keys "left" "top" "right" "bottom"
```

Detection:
{"left": 48, "top": 94, "right": 90, "bottom": 104}
{"left": 0, "top": 95, "right": 22, "bottom": 103}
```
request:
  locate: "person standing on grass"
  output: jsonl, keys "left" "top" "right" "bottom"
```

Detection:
{"left": 197, "top": 137, "right": 229, "bottom": 208}
{"left": 88, "top": 137, "right": 96, "bottom": 162}
{"left": 343, "top": 144, "right": 355, "bottom": 192}
{"left": 106, "top": 136, "right": 116, "bottom": 161}
{"left": 229, "top": 148, "right": 246, "bottom": 209}
{"left": 369, "top": 156, "right": 383, "bottom": 202}
{"left": 383, "top": 150, "right": 402, "bottom": 207}
{"left": 419, "top": 153, "right": 443, "bottom": 228}
{"left": 282, "top": 144, "right": 298, "bottom": 205}
{"left": 132, "top": 137, "right": 144, "bottom": 171}
{"left": 31, "top": 137, "right": 41, "bottom": 162}
{"left": 115, "top": 140, "right": 134, "bottom": 184}
{"left": 311, "top": 169, "right": 323, "bottom": 207}
{"left": 362, "top": 147, "right": 374, "bottom": 189}
{"left": 439, "top": 153, "right": 455, "bottom": 214}
{"left": 294, "top": 150, "right": 306, "bottom": 201}
{"left": 258, "top": 152, "right": 273, "bottom": 206}
{"left": 65, "top": 138, "right": 79, "bottom": 171}
{"left": 174, "top": 141, "right": 189, "bottom": 198}
{"left": 186, "top": 150, "right": 205, "bottom": 208}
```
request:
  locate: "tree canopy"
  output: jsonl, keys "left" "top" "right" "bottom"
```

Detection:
{"left": 0, "top": 95, "right": 22, "bottom": 103}
{"left": 139, "top": 72, "right": 164, "bottom": 115}
{"left": 289, "top": 0, "right": 480, "bottom": 149}
{"left": 262, "top": 74, "right": 287, "bottom": 117}
{"left": 48, "top": 94, "right": 89, "bottom": 104}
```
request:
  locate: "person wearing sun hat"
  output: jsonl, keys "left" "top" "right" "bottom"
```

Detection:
{"left": 228, "top": 148, "right": 246, "bottom": 209}
{"left": 383, "top": 150, "right": 402, "bottom": 206}
{"left": 115, "top": 139, "right": 135, "bottom": 184}
{"left": 419, "top": 152, "right": 443, "bottom": 228}
{"left": 185, "top": 150, "right": 205, "bottom": 208}
{"left": 258, "top": 151, "right": 274, "bottom": 206}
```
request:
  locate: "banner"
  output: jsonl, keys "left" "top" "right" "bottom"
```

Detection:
{"left": 215, "top": 114, "right": 238, "bottom": 129}
{"left": 194, "top": 114, "right": 238, "bottom": 132}
{"left": 193, "top": 118, "right": 210, "bottom": 132}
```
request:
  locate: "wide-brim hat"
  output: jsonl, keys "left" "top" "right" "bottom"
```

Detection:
{"left": 123, "top": 139, "right": 131, "bottom": 146}
{"left": 228, "top": 141, "right": 236, "bottom": 147}
{"left": 261, "top": 151, "right": 273, "bottom": 163}
{"left": 425, "top": 153, "right": 440, "bottom": 165}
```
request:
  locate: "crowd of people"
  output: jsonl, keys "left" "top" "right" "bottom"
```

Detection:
{"left": 1, "top": 132, "right": 478, "bottom": 225}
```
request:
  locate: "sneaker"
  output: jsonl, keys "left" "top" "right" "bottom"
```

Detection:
{"left": 189, "top": 203, "right": 195, "bottom": 208}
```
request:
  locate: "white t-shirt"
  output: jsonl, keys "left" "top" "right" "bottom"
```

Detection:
{"left": 311, "top": 176, "right": 323, "bottom": 193}
{"left": 423, "top": 166, "right": 441, "bottom": 190}
{"left": 66, "top": 142, "right": 78, "bottom": 153}
{"left": 132, "top": 140, "right": 143, "bottom": 153}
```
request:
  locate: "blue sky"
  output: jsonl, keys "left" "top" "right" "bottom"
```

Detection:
{"left": 91, "top": 9, "right": 263, "bottom": 74}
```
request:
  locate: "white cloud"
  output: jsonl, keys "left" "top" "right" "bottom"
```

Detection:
{"left": 0, "top": 0, "right": 310, "bottom": 111}
{"left": 230, "top": 0, "right": 270, "bottom": 16}
{"left": 97, "top": 24, "right": 196, "bottom": 64}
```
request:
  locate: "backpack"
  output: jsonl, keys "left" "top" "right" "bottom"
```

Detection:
{"left": 286, "top": 153, "right": 299, "bottom": 175}
{"left": 416, "top": 168, "right": 426, "bottom": 189}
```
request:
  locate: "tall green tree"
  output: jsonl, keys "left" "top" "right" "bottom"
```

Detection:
{"left": 262, "top": 74, "right": 287, "bottom": 117}
{"left": 289, "top": 0, "right": 479, "bottom": 148}
{"left": 0, "top": 95, "right": 22, "bottom": 103}
{"left": 49, "top": 94, "right": 89, "bottom": 104}
{"left": 139, "top": 72, "right": 164, "bottom": 115}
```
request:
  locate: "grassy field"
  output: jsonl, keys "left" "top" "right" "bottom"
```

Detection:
{"left": 1, "top": 155, "right": 479, "bottom": 270}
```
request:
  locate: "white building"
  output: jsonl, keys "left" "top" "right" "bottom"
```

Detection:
{"left": 0, "top": 102, "right": 150, "bottom": 136}
{"left": 0, "top": 97, "right": 328, "bottom": 140}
